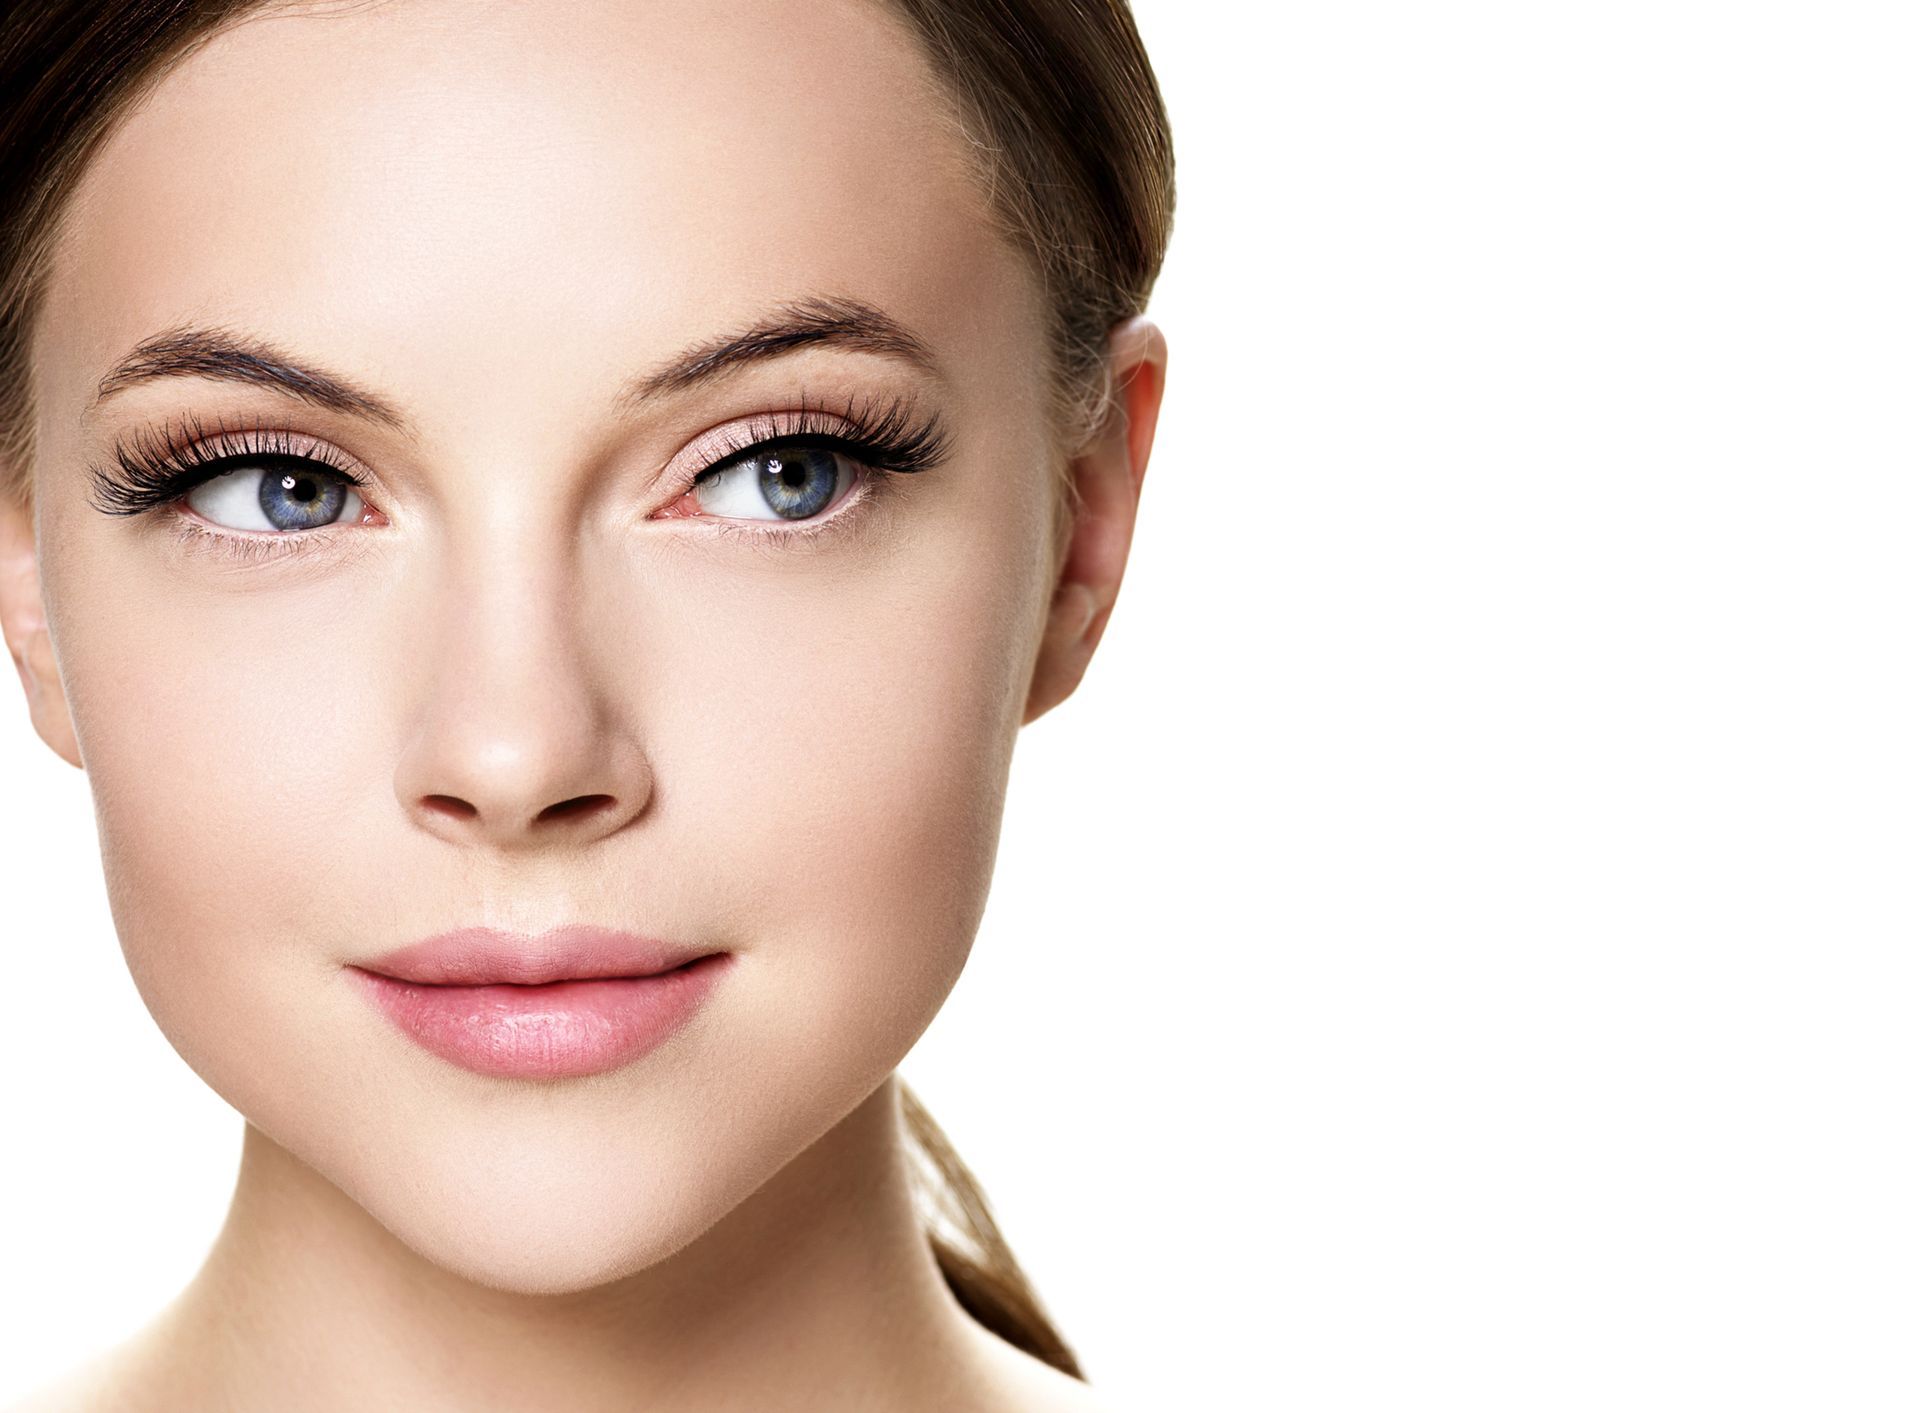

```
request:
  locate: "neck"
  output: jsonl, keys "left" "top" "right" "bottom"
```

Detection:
{"left": 127, "top": 1074, "right": 992, "bottom": 1411}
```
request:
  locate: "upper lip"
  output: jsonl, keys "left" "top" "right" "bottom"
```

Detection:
{"left": 353, "top": 925, "right": 713, "bottom": 986}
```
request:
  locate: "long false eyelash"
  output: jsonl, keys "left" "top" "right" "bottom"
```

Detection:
{"left": 84, "top": 392, "right": 954, "bottom": 541}
{"left": 87, "top": 408, "right": 367, "bottom": 518}
{"left": 696, "top": 387, "right": 954, "bottom": 482}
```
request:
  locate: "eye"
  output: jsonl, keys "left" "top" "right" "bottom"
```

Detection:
{"left": 688, "top": 444, "right": 857, "bottom": 524}
{"left": 182, "top": 455, "right": 369, "bottom": 533}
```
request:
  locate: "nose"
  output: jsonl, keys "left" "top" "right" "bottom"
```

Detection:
{"left": 392, "top": 540, "right": 652, "bottom": 853}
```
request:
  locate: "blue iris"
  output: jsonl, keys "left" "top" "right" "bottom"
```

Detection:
{"left": 756, "top": 448, "right": 839, "bottom": 519}
{"left": 259, "top": 462, "right": 349, "bottom": 531}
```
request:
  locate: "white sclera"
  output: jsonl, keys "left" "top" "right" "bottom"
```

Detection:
{"left": 185, "top": 467, "right": 365, "bottom": 532}
{"left": 694, "top": 449, "right": 853, "bottom": 522}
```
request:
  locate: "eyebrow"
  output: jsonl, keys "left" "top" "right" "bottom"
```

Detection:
{"left": 618, "top": 295, "right": 942, "bottom": 406}
{"left": 93, "top": 324, "right": 413, "bottom": 431}
{"left": 90, "top": 295, "right": 943, "bottom": 434}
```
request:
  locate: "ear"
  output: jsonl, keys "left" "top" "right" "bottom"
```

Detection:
{"left": 1023, "top": 315, "right": 1169, "bottom": 726}
{"left": 0, "top": 493, "right": 83, "bottom": 769}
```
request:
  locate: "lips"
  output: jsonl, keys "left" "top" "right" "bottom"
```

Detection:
{"left": 354, "top": 924, "right": 713, "bottom": 986}
{"left": 346, "top": 925, "right": 729, "bottom": 1079}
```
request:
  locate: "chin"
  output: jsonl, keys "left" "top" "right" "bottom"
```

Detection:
{"left": 325, "top": 1131, "right": 748, "bottom": 1296}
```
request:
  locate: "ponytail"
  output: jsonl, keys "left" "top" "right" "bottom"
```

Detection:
{"left": 898, "top": 1079, "right": 1085, "bottom": 1379}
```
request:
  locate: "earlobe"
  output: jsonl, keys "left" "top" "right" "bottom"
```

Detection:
{"left": 1022, "top": 316, "right": 1169, "bottom": 726}
{"left": 0, "top": 495, "right": 83, "bottom": 770}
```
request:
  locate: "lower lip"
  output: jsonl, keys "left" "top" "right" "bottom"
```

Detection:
{"left": 347, "top": 953, "right": 730, "bottom": 1079}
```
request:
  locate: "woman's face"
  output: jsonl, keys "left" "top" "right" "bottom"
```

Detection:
{"left": 20, "top": 0, "right": 1061, "bottom": 1290}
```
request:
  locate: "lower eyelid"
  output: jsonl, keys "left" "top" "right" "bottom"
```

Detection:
{"left": 701, "top": 470, "right": 893, "bottom": 548}
{"left": 166, "top": 505, "right": 358, "bottom": 566}
{"left": 167, "top": 512, "right": 288, "bottom": 565}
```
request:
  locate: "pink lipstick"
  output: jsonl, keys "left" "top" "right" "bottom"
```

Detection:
{"left": 347, "top": 925, "right": 728, "bottom": 1079}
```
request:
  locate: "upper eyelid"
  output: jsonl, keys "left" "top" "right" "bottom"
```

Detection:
{"left": 658, "top": 396, "right": 946, "bottom": 483}
{"left": 670, "top": 424, "right": 854, "bottom": 487}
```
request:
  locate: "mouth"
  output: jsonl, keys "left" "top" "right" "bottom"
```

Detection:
{"left": 348, "top": 954, "right": 730, "bottom": 1080}
{"left": 346, "top": 926, "right": 730, "bottom": 1078}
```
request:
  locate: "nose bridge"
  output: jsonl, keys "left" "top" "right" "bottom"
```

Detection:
{"left": 393, "top": 514, "right": 647, "bottom": 849}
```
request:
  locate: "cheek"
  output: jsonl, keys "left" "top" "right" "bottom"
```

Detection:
{"left": 696, "top": 583, "right": 1018, "bottom": 1064}
{"left": 654, "top": 490, "right": 1054, "bottom": 1074}
{"left": 44, "top": 548, "right": 381, "bottom": 1076}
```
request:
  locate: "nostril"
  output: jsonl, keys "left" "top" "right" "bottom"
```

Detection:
{"left": 537, "top": 795, "right": 616, "bottom": 824}
{"left": 422, "top": 795, "right": 478, "bottom": 821}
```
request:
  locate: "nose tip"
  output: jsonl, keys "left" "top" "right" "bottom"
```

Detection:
{"left": 397, "top": 696, "right": 654, "bottom": 851}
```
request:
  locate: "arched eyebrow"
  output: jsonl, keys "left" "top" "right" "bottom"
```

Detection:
{"left": 89, "top": 295, "right": 942, "bottom": 434}
{"left": 616, "top": 295, "right": 942, "bottom": 405}
{"left": 92, "top": 323, "right": 414, "bottom": 431}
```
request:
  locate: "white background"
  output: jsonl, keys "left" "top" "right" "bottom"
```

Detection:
{"left": 4, "top": 2, "right": 1917, "bottom": 1408}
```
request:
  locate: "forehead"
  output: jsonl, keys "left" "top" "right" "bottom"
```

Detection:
{"left": 37, "top": 0, "right": 1039, "bottom": 439}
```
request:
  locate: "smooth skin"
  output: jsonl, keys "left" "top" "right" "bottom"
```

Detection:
{"left": 0, "top": 0, "right": 1166, "bottom": 1408}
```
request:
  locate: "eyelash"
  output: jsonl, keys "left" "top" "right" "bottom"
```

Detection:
{"left": 85, "top": 392, "right": 954, "bottom": 565}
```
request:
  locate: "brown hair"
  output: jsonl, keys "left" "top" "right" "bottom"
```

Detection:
{"left": 0, "top": 0, "right": 1173, "bottom": 1381}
